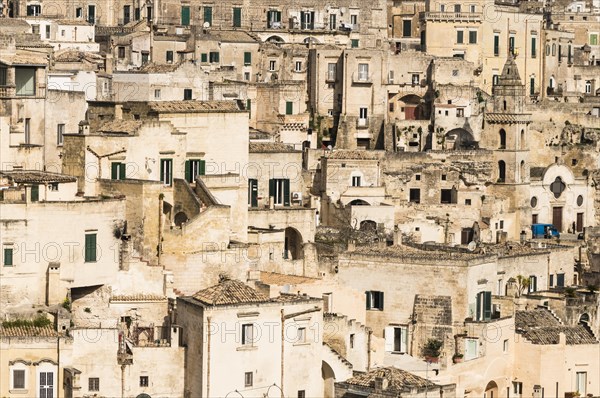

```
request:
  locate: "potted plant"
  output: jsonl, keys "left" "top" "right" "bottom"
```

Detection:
{"left": 452, "top": 353, "right": 463, "bottom": 364}
{"left": 422, "top": 339, "right": 442, "bottom": 363}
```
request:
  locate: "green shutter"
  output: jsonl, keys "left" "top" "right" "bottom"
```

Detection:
{"left": 185, "top": 160, "right": 191, "bottom": 182}
{"left": 283, "top": 179, "right": 290, "bottom": 206}
{"left": 365, "top": 292, "right": 371, "bottom": 310}
{"left": 269, "top": 179, "right": 275, "bottom": 199}
{"left": 215, "top": 52, "right": 220, "bottom": 63}
{"left": 181, "top": 6, "right": 190, "bottom": 26}
{"left": 199, "top": 160, "right": 206, "bottom": 175}
{"left": 4, "top": 248, "right": 13, "bottom": 266}
{"left": 476, "top": 292, "right": 481, "bottom": 320}
{"left": 233, "top": 7, "right": 241, "bottom": 27}
{"left": 286, "top": 101, "right": 293, "bottom": 115}
{"left": 494, "top": 35, "right": 499, "bottom": 55}
{"left": 531, "top": 37, "right": 536, "bottom": 57}
{"left": 31, "top": 185, "right": 39, "bottom": 202}
{"left": 201, "top": 53, "right": 207, "bottom": 63}
{"left": 119, "top": 163, "right": 126, "bottom": 179}
{"left": 160, "top": 160, "right": 165, "bottom": 183}
{"left": 85, "top": 234, "right": 97, "bottom": 262}
{"left": 244, "top": 52, "right": 251, "bottom": 65}
{"left": 378, "top": 292, "right": 384, "bottom": 310}
{"left": 351, "top": 39, "right": 359, "bottom": 48}
{"left": 483, "top": 291, "right": 492, "bottom": 320}
{"left": 204, "top": 6, "right": 212, "bottom": 24}
{"left": 457, "top": 30, "right": 463, "bottom": 44}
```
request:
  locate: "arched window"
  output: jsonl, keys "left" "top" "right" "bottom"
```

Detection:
{"left": 520, "top": 160, "right": 526, "bottom": 183}
{"left": 499, "top": 129, "right": 506, "bottom": 149}
{"left": 503, "top": 100, "right": 507, "bottom": 111}
{"left": 520, "top": 129, "right": 525, "bottom": 150}
{"left": 552, "top": 43, "right": 556, "bottom": 56}
{"left": 546, "top": 44, "right": 550, "bottom": 56}
{"left": 498, "top": 160, "right": 506, "bottom": 183}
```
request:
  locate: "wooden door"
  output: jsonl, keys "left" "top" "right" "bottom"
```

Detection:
{"left": 576, "top": 212, "right": 584, "bottom": 232}
{"left": 552, "top": 207, "right": 563, "bottom": 232}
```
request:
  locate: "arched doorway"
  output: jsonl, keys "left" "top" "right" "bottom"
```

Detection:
{"left": 359, "top": 220, "right": 377, "bottom": 233}
{"left": 174, "top": 211, "right": 189, "bottom": 227}
{"left": 137, "top": 394, "right": 151, "bottom": 398}
{"left": 349, "top": 199, "right": 370, "bottom": 206}
{"left": 498, "top": 161, "right": 506, "bottom": 183}
{"left": 266, "top": 35, "right": 285, "bottom": 44}
{"left": 484, "top": 380, "right": 499, "bottom": 398}
{"left": 284, "top": 227, "right": 303, "bottom": 260}
{"left": 399, "top": 94, "right": 423, "bottom": 120}
{"left": 446, "top": 128, "right": 476, "bottom": 150}
{"left": 322, "top": 361, "right": 335, "bottom": 398}
{"left": 579, "top": 313, "right": 590, "bottom": 327}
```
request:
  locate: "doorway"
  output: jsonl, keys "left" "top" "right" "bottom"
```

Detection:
{"left": 576, "top": 212, "right": 584, "bottom": 232}
{"left": 552, "top": 207, "right": 563, "bottom": 232}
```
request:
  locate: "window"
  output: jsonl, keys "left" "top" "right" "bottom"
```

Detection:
{"left": 530, "top": 77, "right": 535, "bottom": 96}
{"left": 351, "top": 39, "right": 359, "bottom": 48}
{"left": 456, "top": 30, "right": 464, "bottom": 44}
{"left": 409, "top": 188, "right": 420, "bottom": 203}
{"left": 402, "top": 19, "right": 411, "bottom": 37}
{"left": 209, "top": 52, "right": 220, "bottom": 63}
{"left": 57, "top": 124, "right": 65, "bottom": 145}
{"left": 204, "top": 6, "right": 213, "bottom": 25}
{"left": 456, "top": 108, "right": 464, "bottom": 117}
{"left": 15, "top": 67, "right": 36, "bottom": 96}
{"left": 40, "top": 372, "right": 54, "bottom": 398}
{"left": 350, "top": 14, "right": 358, "bottom": 26}
{"left": 441, "top": 174, "right": 447, "bottom": 180}
{"left": 200, "top": 53, "right": 208, "bottom": 63}
{"left": 552, "top": 43, "right": 556, "bottom": 56}
{"left": 267, "top": 10, "right": 282, "bottom": 28}
{"left": 88, "top": 5, "right": 96, "bottom": 24}
{"left": 4, "top": 247, "right": 13, "bottom": 266}
{"left": 476, "top": 291, "right": 492, "bottom": 321}
{"left": 12, "top": 369, "right": 25, "bottom": 389}
{"left": 358, "top": 63, "right": 369, "bottom": 81}
{"left": 123, "top": 5, "right": 131, "bottom": 24}
{"left": 470, "top": 4, "right": 476, "bottom": 12}
{"left": 590, "top": 34, "right": 598, "bottom": 45}
{"left": 359, "top": 107, "right": 368, "bottom": 123}
{"left": 89, "top": 378, "right": 99, "bottom": 391}
{"left": 576, "top": 372, "right": 587, "bottom": 395}
{"left": 111, "top": 162, "right": 126, "bottom": 180}
{"left": 503, "top": 339, "right": 508, "bottom": 352}
{"left": 185, "top": 159, "right": 205, "bottom": 183}
{"left": 166, "top": 50, "right": 173, "bottom": 63}
{"left": 529, "top": 275, "right": 538, "bottom": 293}
{"left": 350, "top": 334, "right": 355, "bottom": 348}
{"left": 269, "top": 179, "right": 290, "bottom": 206}
{"left": 454, "top": 4, "right": 461, "bottom": 12}
{"left": 440, "top": 189, "right": 457, "bottom": 204}
{"left": 116, "top": 46, "right": 125, "bottom": 59}
{"left": 509, "top": 36, "right": 515, "bottom": 55}
{"left": 298, "top": 391, "right": 306, "bottom": 398}
{"left": 154, "top": 89, "right": 161, "bottom": 99}
{"left": 465, "top": 338, "right": 478, "bottom": 360}
{"left": 0, "top": 67, "right": 7, "bottom": 86}
{"left": 465, "top": 199, "right": 471, "bottom": 205}
{"left": 244, "top": 52, "right": 251, "bottom": 66}
{"left": 76, "top": 7, "right": 83, "bottom": 18}
{"left": 241, "top": 323, "right": 254, "bottom": 345}
{"left": 297, "top": 327, "right": 306, "bottom": 343}
{"left": 49, "top": 183, "right": 58, "bottom": 191}
{"left": 269, "top": 60, "right": 276, "bottom": 71}
{"left": 329, "top": 14, "right": 337, "bottom": 30}
{"left": 384, "top": 326, "right": 408, "bottom": 352}
{"left": 327, "top": 63, "right": 336, "bottom": 81}
{"left": 494, "top": 35, "right": 500, "bottom": 56}
{"left": 300, "top": 11, "right": 314, "bottom": 30}
{"left": 160, "top": 159, "right": 173, "bottom": 186}
{"left": 513, "top": 382, "right": 523, "bottom": 396}
{"left": 412, "top": 74, "right": 419, "bottom": 85}
{"left": 183, "top": 89, "right": 192, "bottom": 100}
{"left": 141, "top": 52, "right": 149, "bottom": 64}
{"left": 286, "top": 101, "right": 293, "bottom": 115}
{"left": 85, "top": 233, "right": 97, "bottom": 262}
{"left": 45, "top": 25, "right": 51, "bottom": 39}
{"left": 389, "top": 102, "right": 394, "bottom": 112}
{"left": 24, "top": 118, "right": 31, "bottom": 144}
{"left": 351, "top": 176, "right": 361, "bottom": 187}
{"left": 550, "top": 274, "right": 554, "bottom": 287}
{"left": 233, "top": 7, "right": 242, "bottom": 27}
{"left": 492, "top": 74, "right": 499, "bottom": 86}
{"left": 27, "top": 4, "right": 41, "bottom": 15}
{"left": 415, "top": 174, "right": 421, "bottom": 181}
{"left": 140, "top": 376, "right": 149, "bottom": 387}
{"left": 499, "top": 129, "right": 506, "bottom": 149}
{"left": 245, "top": 372, "right": 253, "bottom": 387}
{"left": 556, "top": 273, "right": 565, "bottom": 287}
{"left": 440, "top": 4, "right": 445, "bottom": 11}
{"left": 468, "top": 30, "right": 477, "bottom": 44}
{"left": 585, "top": 81, "right": 592, "bottom": 94}
{"left": 531, "top": 37, "right": 537, "bottom": 58}
{"left": 366, "top": 291, "right": 384, "bottom": 310}
{"left": 295, "top": 61, "right": 302, "bottom": 72}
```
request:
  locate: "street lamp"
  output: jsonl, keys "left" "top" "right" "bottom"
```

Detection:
{"left": 263, "top": 383, "right": 284, "bottom": 398}
{"left": 225, "top": 390, "right": 244, "bottom": 398}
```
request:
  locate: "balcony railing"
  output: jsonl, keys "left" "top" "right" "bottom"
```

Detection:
{"left": 0, "top": 86, "right": 16, "bottom": 98}
{"left": 352, "top": 72, "right": 372, "bottom": 84}
{"left": 356, "top": 117, "right": 369, "bottom": 129}
{"left": 326, "top": 73, "right": 337, "bottom": 83}
{"left": 421, "top": 12, "right": 482, "bottom": 22}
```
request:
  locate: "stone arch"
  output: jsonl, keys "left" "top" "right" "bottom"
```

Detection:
{"left": 284, "top": 227, "right": 303, "bottom": 260}
{"left": 520, "top": 160, "right": 526, "bottom": 183}
{"left": 304, "top": 36, "right": 320, "bottom": 44}
{"left": 349, "top": 199, "right": 370, "bottom": 206}
{"left": 579, "top": 313, "right": 590, "bottom": 326}
{"left": 399, "top": 94, "right": 425, "bottom": 120}
{"left": 136, "top": 394, "right": 152, "bottom": 398}
{"left": 359, "top": 220, "right": 377, "bottom": 232}
{"left": 322, "top": 360, "right": 335, "bottom": 398}
{"left": 498, "top": 160, "right": 506, "bottom": 183}
{"left": 485, "top": 380, "right": 499, "bottom": 398}
{"left": 499, "top": 128, "right": 506, "bottom": 149}
{"left": 446, "top": 128, "right": 476, "bottom": 150}
{"left": 174, "top": 211, "right": 189, "bottom": 227}
{"left": 266, "top": 35, "right": 285, "bottom": 43}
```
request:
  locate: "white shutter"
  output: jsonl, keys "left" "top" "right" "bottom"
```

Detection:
{"left": 400, "top": 327, "right": 407, "bottom": 353}
{"left": 384, "top": 326, "right": 394, "bottom": 352}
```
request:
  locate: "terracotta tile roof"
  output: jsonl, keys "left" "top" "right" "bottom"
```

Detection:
{"left": 341, "top": 367, "right": 437, "bottom": 391}
{"left": 485, "top": 113, "right": 531, "bottom": 123}
{"left": 137, "top": 62, "right": 181, "bottom": 73}
{"left": 249, "top": 142, "right": 298, "bottom": 153}
{"left": 110, "top": 294, "right": 167, "bottom": 302}
{"left": 97, "top": 120, "right": 143, "bottom": 135}
{"left": 1, "top": 170, "right": 76, "bottom": 184}
{"left": 515, "top": 309, "right": 598, "bottom": 345}
{"left": 326, "top": 150, "right": 383, "bottom": 160}
{"left": 192, "top": 276, "right": 269, "bottom": 306}
{"left": 259, "top": 272, "right": 319, "bottom": 285}
{"left": 147, "top": 100, "right": 242, "bottom": 113}
{"left": 0, "top": 325, "right": 59, "bottom": 337}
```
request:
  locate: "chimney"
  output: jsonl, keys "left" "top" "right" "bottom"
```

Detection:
{"left": 115, "top": 104, "right": 123, "bottom": 120}
{"left": 347, "top": 239, "right": 355, "bottom": 252}
{"left": 558, "top": 332, "right": 566, "bottom": 345}
{"left": 105, "top": 53, "right": 114, "bottom": 74}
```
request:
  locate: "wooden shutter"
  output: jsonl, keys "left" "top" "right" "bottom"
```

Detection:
{"left": 400, "top": 327, "right": 408, "bottom": 352}
{"left": 204, "top": 6, "right": 212, "bottom": 24}
{"left": 365, "top": 291, "right": 371, "bottom": 309}
{"left": 112, "top": 162, "right": 120, "bottom": 180}
{"left": 85, "top": 234, "right": 96, "bottom": 262}
{"left": 185, "top": 160, "right": 191, "bottom": 182}
{"left": 199, "top": 160, "right": 206, "bottom": 175}
{"left": 181, "top": 6, "right": 190, "bottom": 26}
{"left": 201, "top": 53, "right": 207, "bottom": 63}
{"left": 244, "top": 52, "right": 251, "bottom": 65}
{"left": 384, "top": 326, "right": 394, "bottom": 352}
{"left": 160, "top": 160, "right": 165, "bottom": 183}
{"left": 31, "top": 185, "right": 39, "bottom": 202}
{"left": 269, "top": 179, "right": 275, "bottom": 200}
{"left": 283, "top": 179, "right": 290, "bottom": 206}
{"left": 483, "top": 291, "right": 492, "bottom": 320}
{"left": 119, "top": 163, "right": 126, "bottom": 180}
{"left": 4, "top": 248, "right": 13, "bottom": 266}
{"left": 233, "top": 7, "right": 241, "bottom": 27}
{"left": 476, "top": 292, "right": 481, "bottom": 320}
{"left": 286, "top": 101, "right": 293, "bottom": 115}
{"left": 378, "top": 291, "right": 384, "bottom": 310}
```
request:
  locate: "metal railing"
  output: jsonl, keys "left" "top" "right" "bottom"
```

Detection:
{"left": 421, "top": 12, "right": 482, "bottom": 21}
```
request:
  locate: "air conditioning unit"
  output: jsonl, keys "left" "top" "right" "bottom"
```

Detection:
{"left": 292, "top": 192, "right": 302, "bottom": 202}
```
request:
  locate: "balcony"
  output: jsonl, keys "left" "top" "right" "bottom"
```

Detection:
{"left": 326, "top": 73, "right": 337, "bottom": 83}
{"left": 420, "top": 12, "right": 482, "bottom": 22}
{"left": 352, "top": 72, "right": 372, "bottom": 84}
{"left": 356, "top": 117, "right": 369, "bottom": 129}
{"left": 0, "top": 86, "right": 16, "bottom": 98}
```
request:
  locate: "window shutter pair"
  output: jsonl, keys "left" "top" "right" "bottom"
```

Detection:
{"left": 283, "top": 179, "right": 290, "bottom": 206}
{"left": 85, "top": 234, "right": 97, "bottom": 262}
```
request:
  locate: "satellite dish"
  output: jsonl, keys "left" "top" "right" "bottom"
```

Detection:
{"left": 467, "top": 241, "right": 477, "bottom": 251}
{"left": 203, "top": 21, "right": 210, "bottom": 28}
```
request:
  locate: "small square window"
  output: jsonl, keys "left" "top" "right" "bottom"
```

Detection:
{"left": 350, "top": 334, "right": 355, "bottom": 348}
{"left": 269, "top": 60, "right": 276, "bottom": 71}
{"left": 297, "top": 327, "right": 306, "bottom": 343}
{"left": 49, "top": 182, "right": 59, "bottom": 191}
{"left": 89, "top": 377, "right": 100, "bottom": 392}
{"left": 154, "top": 89, "right": 161, "bottom": 99}
{"left": 140, "top": 376, "right": 149, "bottom": 387}
{"left": 465, "top": 199, "right": 471, "bottom": 205}
{"left": 415, "top": 174, "right": 421, "bottom": 181}
{"left": 118, "top": 47, "right": 126, "bottom": 59}
{"left": 441, "top": 174, "right": 447, "bottom": 180}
